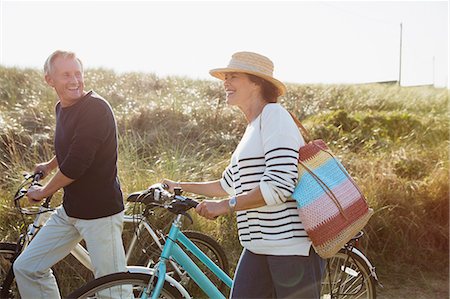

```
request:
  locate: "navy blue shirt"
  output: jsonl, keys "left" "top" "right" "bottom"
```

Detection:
{"left": 55, "top": 91, "right": 124, "bottom": 219}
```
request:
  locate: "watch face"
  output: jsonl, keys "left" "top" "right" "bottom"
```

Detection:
{"left": 229, "top": 197, "right": 237, "bottom": 208}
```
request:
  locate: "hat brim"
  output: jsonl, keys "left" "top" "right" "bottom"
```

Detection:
{"left": 209, "top": 68, "right": 287, "bottom": 96}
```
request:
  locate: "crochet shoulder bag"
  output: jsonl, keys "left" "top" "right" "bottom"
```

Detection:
{"left": 289, "top": 113, "right": 374, "bottom": 258}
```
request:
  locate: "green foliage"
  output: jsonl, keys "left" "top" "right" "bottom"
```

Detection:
{"left": 0, "top": 66, "right": 448, "bottom": 287}
{"left": 393, "top": 157, "right": 427, "bottom": 179}
{"left": 305, "top": 109, "right": 448, "bottom": 153}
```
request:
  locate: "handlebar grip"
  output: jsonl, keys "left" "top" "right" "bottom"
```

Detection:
{"left": 188, "top": 199, "right": 199, "bottom": 208}
{"left": 182, "top": 197, "right": 199, "bottom": 208}
{"left": 33, "top": 172, "right": 44, "bottom": 182}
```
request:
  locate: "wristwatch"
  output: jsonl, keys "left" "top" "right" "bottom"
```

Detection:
{"left": 228, "top": 196, "right": 237, "bottom": 213}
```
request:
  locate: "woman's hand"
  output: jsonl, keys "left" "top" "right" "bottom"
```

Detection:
{"left": 161, "top": 179, "right": 179, "bottom": 193}
{"left": 195, "top": 200, "right": 229, "bottom": 220}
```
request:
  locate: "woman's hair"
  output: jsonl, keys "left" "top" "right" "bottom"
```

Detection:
{"left": 246, "top": 73, "right": 280, "bottom": 103}
{"left": 44, "top": 50, "right": 83, "bottom": 75}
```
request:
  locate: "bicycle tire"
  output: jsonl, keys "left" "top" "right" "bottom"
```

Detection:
{"left": 178, "top": 230, "right": 230, "bottom": 296}
{"left": 321, "top": 248, "right": 376, "bottom": 299}
{"left": 52, "top": 251, "right": 94, "bottom": 297}
{"left": 126, "top": 229, "right": 229, "bottom": 295}
{"left": 66, "top": 272, "right": 181, "bottom": 299}
{"left": 0, "top": 242, "right": 19, "bottom": 299}
{"left": 0, "top": 242, "right": 74, "bottom": 299}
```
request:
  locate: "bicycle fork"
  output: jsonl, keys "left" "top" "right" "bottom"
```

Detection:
{"left": 144, "top": 215, "right": 183, "bottom": 299}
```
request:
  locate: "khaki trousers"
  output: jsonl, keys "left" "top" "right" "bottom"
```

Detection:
{"left": 13, "top": 206, "right": 127, "bottom": 299}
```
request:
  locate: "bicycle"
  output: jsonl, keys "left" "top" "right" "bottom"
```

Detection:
{"left": 69, "top": 184, "right": 381, "bottom": 299}
{"left": 321, "top": 231, "right": 381, "bottom": 299}
{"left": 0, "top": 174, "right": 229, "bottom": 298}
{"left": 68, "top": 184, "right": 233, "bottom": 299}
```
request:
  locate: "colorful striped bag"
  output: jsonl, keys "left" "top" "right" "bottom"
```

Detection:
{"left": 290, "top": 115, "right": 373, "bottom": 258}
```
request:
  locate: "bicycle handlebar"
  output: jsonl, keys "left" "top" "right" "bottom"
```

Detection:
{"left": 126, "top": 183, "right": 199, "bottom": 215}
{"left": 33, "top": 171, "right": 44, "bottom": 182}
{"left": 14, "top": 172, "right": 54, "bottom": 214}
{"left": 14, "top": 172, "right": 41, "bottom": 201}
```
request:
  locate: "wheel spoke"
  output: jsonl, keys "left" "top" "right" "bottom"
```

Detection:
{"left": 321, "top": 250, "right": 375, "bottom": 299}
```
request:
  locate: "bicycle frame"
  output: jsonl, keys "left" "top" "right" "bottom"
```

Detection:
{"left": 123, "top": 213, "right": 188, "bottom": 279}
{"left": 124, "top": 214, "right": 165, "bottom": 266}
{"left": 4, "top": 177, "right": 202, "bottom": 298}
{"left": 19, "top": 205, "right": 53, "bottom": 253}
{"left": 8, "top": 203, "right": 187, "bottom": 284}
{"left": 348, "top": 246, "right": 379, "bottom": 284}
{"left": 149, "top": 214, "right": 232, "bottom": 299}
{"left": 323, "top": 240, "right": 381, "bottom": 299}
{"left": 69, "top": 211, "right": 187, "bottom": 276}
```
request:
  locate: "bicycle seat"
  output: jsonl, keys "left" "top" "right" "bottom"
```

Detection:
{"left": 126, "top": 191, "right": 143, "bottom": 202}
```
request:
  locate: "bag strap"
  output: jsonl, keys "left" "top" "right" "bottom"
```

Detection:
{"left": 288, "top": 111, "right": 312, "bottom": 142}
{"left": 298, "top": 159, "right": 349, "bottom": 220}
{"left": 288, "top": 112, "right": 347, "bottom": 217}
{"left": 311, "top": 141, "right": 368, "bottom": 205}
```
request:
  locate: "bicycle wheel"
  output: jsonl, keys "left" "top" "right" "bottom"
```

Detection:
{"left": 52, "top": 250, "right": 94, "bottom": 297}
{"left": 0, "top": 242, "right": 82, "bottom": 299}
{"left": 0, "top": 242, "right": 19, "bottom": 298}
{"left": 67, "top": 272, "right": 181, "bottom": 299}
{"left": 177, "top": 230, "right": 230, "bottom": 297}
{"left": 125, "top": 229, "right": 229, "bottom": 294}
{"left": 321, "top": 249, "right": 376, "bottom": 299}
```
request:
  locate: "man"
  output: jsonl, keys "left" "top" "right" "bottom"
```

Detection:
{"left": 13, "top": 50, "right": 127, "bottom": 298}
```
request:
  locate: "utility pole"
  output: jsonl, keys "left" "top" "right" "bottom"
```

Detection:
{"left": 398, "top": 22, "right": 403, "bottom": 86}
{"left": 432, "top": 56, "right": 435, "bottom": 87}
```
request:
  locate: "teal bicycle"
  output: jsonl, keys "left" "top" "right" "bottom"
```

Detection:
{"left": 68, "top": 183, "right": 379, "bottom": 299}
{"left": 67, "top": 183, "right": 232, "bottom": 299}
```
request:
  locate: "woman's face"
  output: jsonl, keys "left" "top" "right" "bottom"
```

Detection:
{"left": 223, "top": 72, "right": 258, "bottom": 107}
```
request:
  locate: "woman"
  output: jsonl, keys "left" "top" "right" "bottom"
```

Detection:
{"left": 163, "top": 51, "right": 325, "bottom": 298}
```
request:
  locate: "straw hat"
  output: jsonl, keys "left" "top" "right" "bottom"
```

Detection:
{"left": 209, "top": 51, "right": 287, "bottom": 96}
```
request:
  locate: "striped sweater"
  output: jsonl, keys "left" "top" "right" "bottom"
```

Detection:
{"left": 220, "top": 104, "right": 312, "bottom": 256}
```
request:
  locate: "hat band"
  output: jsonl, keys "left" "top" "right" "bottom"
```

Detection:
{"left": 227, "top": 61, "right": 273, "bottom": 77}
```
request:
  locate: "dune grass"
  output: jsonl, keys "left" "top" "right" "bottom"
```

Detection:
{"left": 0, "top": 66, "right": 448, "bottom": 295}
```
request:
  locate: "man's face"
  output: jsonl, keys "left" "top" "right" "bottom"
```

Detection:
{"left": 45, "top": 56, "right": 85, "bottom": 106}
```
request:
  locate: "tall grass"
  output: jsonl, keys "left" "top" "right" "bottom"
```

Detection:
{"left": 0, "top": 66, "right": 448, "bottom": 292}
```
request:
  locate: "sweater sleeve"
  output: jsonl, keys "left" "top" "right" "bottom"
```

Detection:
{"left": 259, "top": 104, "right": 305, "bottom": 205}
{"left": 219, "top": 161, "right": 235, "bottom": 196}
{"left": 59, "top": 101, "right": 110, "bottom": 180}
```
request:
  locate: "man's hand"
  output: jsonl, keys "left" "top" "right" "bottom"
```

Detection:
{"left": 34, "top": 157, "right": 58, "bottom": 179}
{"left": 27, "top": 185, "right": 45, "bottom": 204}
{"left": 34, "top": 163, "right": 50, "bottom": 179}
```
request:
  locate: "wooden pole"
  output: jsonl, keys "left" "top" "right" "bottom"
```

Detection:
{"left": 399, "top": 22, "right": 403, "bottom": 86}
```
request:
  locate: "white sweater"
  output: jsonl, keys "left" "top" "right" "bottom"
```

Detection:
{"left": 220, "top": 103, "right": 312, "bottom": 256}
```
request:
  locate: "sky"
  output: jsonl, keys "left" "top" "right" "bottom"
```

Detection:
{"left": 0, "top": 1, "right": 448, "bottom": 87}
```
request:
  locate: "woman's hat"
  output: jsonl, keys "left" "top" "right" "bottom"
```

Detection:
{"left": 209, "top": 51, "right": 287, "bottom": 96}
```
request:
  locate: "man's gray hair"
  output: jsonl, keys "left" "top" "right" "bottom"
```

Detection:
{"left": 44, "top": 50, "right": 83, "bottom": 75}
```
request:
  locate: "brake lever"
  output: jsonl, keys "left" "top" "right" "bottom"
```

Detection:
{"left": 183, "top": 211, "right": 194, "bottom": 224}
{"left": 23, "top": 173, "right": 33, "bottom": 180}
{"left": 167, "top": 202, "right": 194, "bottom": 224}
{"left": 14, "top": 188, "right": 27, "bottom": 201}
{"left": 142, "top": 191, "right": 157, "bottom": 205}
{"left": 33, "top": 172, "right": 44, "bottom": 181}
